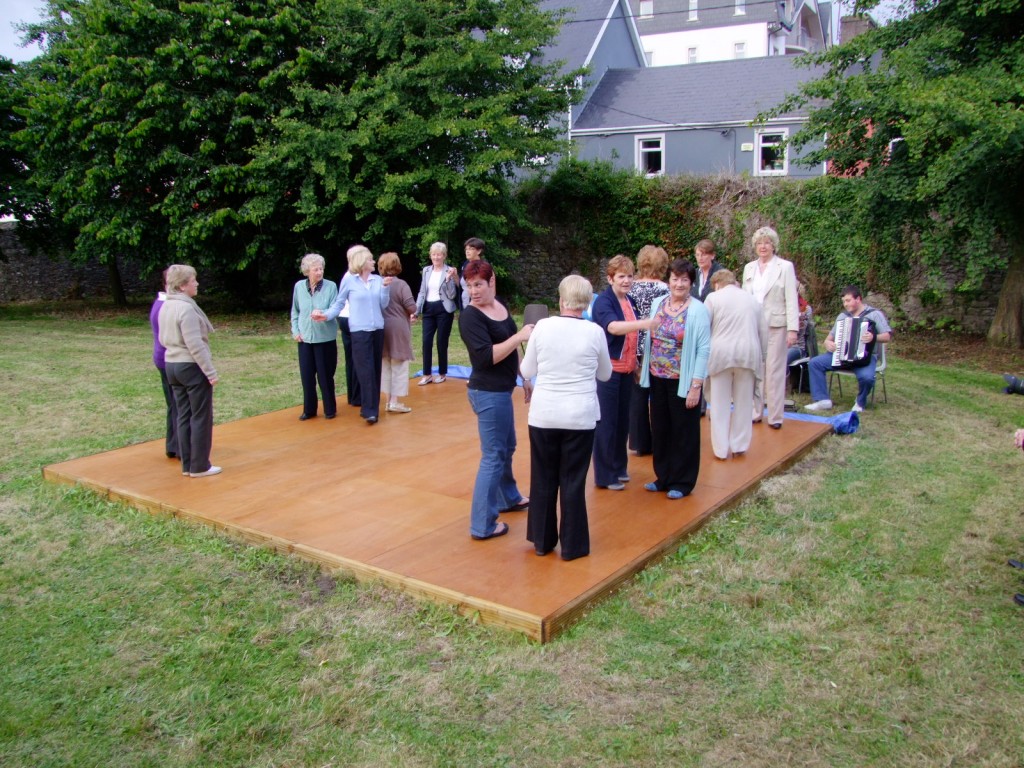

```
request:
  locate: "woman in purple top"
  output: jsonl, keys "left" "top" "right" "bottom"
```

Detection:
{"left": 149, "top": 270, "right": 178, "bottom": 458}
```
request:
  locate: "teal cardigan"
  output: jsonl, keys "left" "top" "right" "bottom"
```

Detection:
{"left": 639, "top": 294, "right": 711, "bottom": 397}
{"left": 291, "top": 279, "right": 339, "bottom": 343}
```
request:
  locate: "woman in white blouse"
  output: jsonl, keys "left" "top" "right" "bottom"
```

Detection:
{"left": 520, "top": 275, "right": 612, "bottom": 561}
{"left": 741, "top": 226, "right": 798, "bottom": 430}
{"left": 415, "top": 242, "right": 458, "bottom": 385}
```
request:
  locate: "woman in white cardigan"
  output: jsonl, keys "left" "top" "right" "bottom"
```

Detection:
{"left": 520, "top": 275, "right": 612, "bottom": 561}
{"left": 742, "top": 226, "right": 798, "bottom": 429}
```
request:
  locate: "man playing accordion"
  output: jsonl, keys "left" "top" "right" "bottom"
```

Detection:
{"left": 804, "top": 285, "right": 892, "bottom": 413}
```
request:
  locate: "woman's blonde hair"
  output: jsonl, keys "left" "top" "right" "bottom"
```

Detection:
{"left": 710, "top": 269, "right": 737, "bottom": 289}
{"left": 165, "top": 264, "right": 196, "bottom": 293}
{"left": 751, "top": 226, "right": 780, "bottom": 254}
{"left": 300, "top": 253, "right": 325, "bottom": 276}
{"left": 377, "top": 252, "right": 403, "bottom": 276}
{"left": 347, "top": 245, "right": 374, "bottom": 274}
{"left": 605, "top": 254, "right": 635, "bottom": 278}
{"left": 429, "top": 242, "right": 448, "bottom": 259}
{"left": 636, "top": 245, "right": 669, "bottom": 280}
{"left": 559, "top": 274, "right": 594, "bottom": 311}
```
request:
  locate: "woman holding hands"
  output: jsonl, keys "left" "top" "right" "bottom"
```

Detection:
{"left": 458, "top": 261, "right": 533, "bottom": 541}
{"left": 313, "top": 245, "right": 390, "bottom": 424}
{"left": 291, "top": 253, "right": 339, "bottom": 421}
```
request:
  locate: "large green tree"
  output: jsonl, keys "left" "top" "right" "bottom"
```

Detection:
{"left": 770, "top": 0, "right": 1024, "bottom": 346}
{"left": 18, "top": 0, "right": 310, "bottom": 300}
{"left": 248, "top": 0, "right": 580, "bottom": 264}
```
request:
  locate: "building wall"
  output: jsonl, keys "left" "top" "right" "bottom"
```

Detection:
{"left": 573, "top": 123, "right": 825, "bottom": 178}
{"left": 641, "top": 23, "right": 768, "bottom": 65}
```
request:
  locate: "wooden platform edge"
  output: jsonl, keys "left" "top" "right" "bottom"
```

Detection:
{"left": 40, "top": 465, "right": 548, "bottom": 642}
{"left": 539, "top": 425, "right": 832, "bottom": 642}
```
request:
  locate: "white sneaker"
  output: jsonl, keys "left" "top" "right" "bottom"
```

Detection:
{"left": 190, "top": 466, "right": 222, "bottom": 478}
{"left": 851, "top": 403, "right": 864, "bottom": 413}
{"left": 804, "top": 400, "right": 834, "bottom": 412}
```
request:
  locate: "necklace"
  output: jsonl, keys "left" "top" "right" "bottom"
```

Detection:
{"left": 666, "top": 296, "right": 690, "bottom": 313}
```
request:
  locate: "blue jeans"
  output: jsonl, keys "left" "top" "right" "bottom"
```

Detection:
{"left": 467, "top": 388, "right": 523, "bottom": 537}
{"left": 809, "top": 352, "right": 876, "bottom": 407}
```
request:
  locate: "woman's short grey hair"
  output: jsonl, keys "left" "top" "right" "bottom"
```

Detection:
{"left": 751, "top": 226, "right": 780, "bottom": 253}
{"left": 429, "top": 242, "right": 448, "bottom": 258}
{"left": 300, "top": 253, "right": 325, "bottom": 276}
{"left": 559, "top": 274, "right": 594, "bottom": 311}
{"left": 165, "top": 264, "right": 196, "bottom": 293}
{"left": 347, "top": 245, "right": 374, "bottom": 274}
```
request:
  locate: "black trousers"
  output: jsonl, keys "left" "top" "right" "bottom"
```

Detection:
{"left": 649, "top": 375, "right": 701, "bottom": 494}
{"left": 165, "top": 362, "right": 214, "bottom": 474}
{"left": 527, "top": 426, "right": 594, "bottom": 560}
{"left": 297, "top": 339, "right": 338, "bottom": 417}
{"left": 593, "top": 370, "right": 633, "bottom": 486}
{"left": 351, "top": 328, "right": 384, "bottom": 419}
{"left": 338, "top": 316, "right": 360, "bottom": 406}
{"left": 158, "top": 366, "right": 178, "bottom": 457}
{"left": 628, "top": 378, "right": 652, "bottom": 455}
{"left": 421, "top": 301, "right": 454, "bottom": 377}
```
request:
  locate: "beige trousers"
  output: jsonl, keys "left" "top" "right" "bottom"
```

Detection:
{"left": 709, "top": 367, "right": 756, "bottom": 458}
{"left": 753, "top": 326, "right": 788, "bottom": 427}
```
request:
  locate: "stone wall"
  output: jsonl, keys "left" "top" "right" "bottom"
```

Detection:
{"left": 0, "top": 222, "right": 153, "bottom": 302}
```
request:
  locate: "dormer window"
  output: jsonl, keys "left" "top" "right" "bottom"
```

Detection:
{"left": 688, "top": 0, "right": 698, "bottom": 22}
{"left": 639, "top": 0, "right": 653, "bottom": 18}
{"left": 735, "top": 0, "right": 746, "bottom": 14}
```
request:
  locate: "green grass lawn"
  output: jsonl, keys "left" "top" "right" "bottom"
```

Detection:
{"left": 1, "top": 300, "right": 1023, "bottom": 767}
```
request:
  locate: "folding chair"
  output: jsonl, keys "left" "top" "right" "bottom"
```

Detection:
{"left": 829, "top": 342, "right": 888, "bottom": 405}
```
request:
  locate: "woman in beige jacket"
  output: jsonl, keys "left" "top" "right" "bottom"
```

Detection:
{"left": 741, "top": 226, "right": 798, "bottom": 429}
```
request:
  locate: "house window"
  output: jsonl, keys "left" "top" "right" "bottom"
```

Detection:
{"left": 639, "top": 0, "right": 653, "bottom": 18}
{"left": 755, "top": 130, "right": 788, "bottom": 176}
{"left": 636, "top": 135, "right": 665, "bottom": 177}
{"left": 734, "top": 42, "right": 746, "bottom": 58}
{"left": 688, "top": 0, "right": 698, "bottom": 21}
{"left": 687, "top": 47, "right": 697, "bottom": 64}
{"left": 735, "top": 0, "right": 746, "bottom": 13}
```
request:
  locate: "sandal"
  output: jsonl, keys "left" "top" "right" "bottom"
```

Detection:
{"left": 471, "top": 522, "right": 509, "bottom": 541}
{"left": 501, "top": 498, "right": 529, "bottom": 513}
{"left": 418, "top": 376, "right": 432, "bottom": 386}
{"left": 432, "top": 374, "right": 446, "bottom": 384}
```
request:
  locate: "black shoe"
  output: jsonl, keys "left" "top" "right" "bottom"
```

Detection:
{"left": 325, "top": 413, "right": 336, "bottom": 420}
{"left": 365, "top": 416, "right": 378, "bottom": 424}
{"left": 299, "top": 413, "right": 313, "bottom": 421}
{"left": 1009, "top": 559, "right": 1024, "bottom": 570}
{"left": 1015, "top": 593, "right": 1024, "bottom": 607}
{"left": 769, "top": 422, "right": 782, "bottom": 430}
{"left": 166, "top": 452, "right": 178, "bottom": 459}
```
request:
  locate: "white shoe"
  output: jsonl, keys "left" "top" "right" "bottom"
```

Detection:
{"left": 387, "top": 403, "right": 411, "bottom": 413}
{"left": 190, "top": 466, "right": 222, "bottom": 478}
{"left": 804, "top": 400, "right": 834, "bottom": 412}
{"left": 417, "top": 376, "right": 432, "bottom": 386}
{"left": 851, "top": 403, "right": 864, "bottom": 413}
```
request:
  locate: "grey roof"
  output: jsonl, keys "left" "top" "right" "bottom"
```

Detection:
{"left": 538, "top": 0, "right": 628, "bottom": 74}
{"left": 627, "top": 0, "right": 780, "bottom": 36}
{"left": 572, "top": 55, "right": 822, "bottom": 131}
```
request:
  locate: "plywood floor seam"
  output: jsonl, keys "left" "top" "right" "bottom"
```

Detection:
{"left": 43, "top": 380, "right": 831, "bottom": 642}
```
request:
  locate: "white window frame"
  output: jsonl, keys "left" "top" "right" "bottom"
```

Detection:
{"left": 639, "top": 0, "right": 654, "bottom": 19}
{"left": 735, "top": 0, "right": 746, "bottom": 14}
{"left": 687, "top": 47, "right": 698, "bottom": 64}
{"left": 755, "top": 129, "right": 789, "bottom": 176}
{"left": 734, "top": 41, "right": 746, "bottom": 58}
{"left": 636, "top": 134, "right": 666, "bottom": 177}
{"left": 688, "top": 0, "right": 698, "bottom": 22}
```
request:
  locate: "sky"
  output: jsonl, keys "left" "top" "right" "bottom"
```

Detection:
{"left": 2, "top": 0, "right": 46, "bottom": 63}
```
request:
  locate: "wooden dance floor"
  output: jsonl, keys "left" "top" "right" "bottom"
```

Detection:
{"left": 43, "top": 382, "right": 831, "bottom": 642}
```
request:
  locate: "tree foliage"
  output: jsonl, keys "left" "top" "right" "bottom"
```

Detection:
{"left": 767, "top": 0, "right": 1024, "bottom": 344}
{"left": 9, "top": 0, "right": 578, "bottom": 295}
{"left": 247, "top": 0, "right": 579, "bottom": 264}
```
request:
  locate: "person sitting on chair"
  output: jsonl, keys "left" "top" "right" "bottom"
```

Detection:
{"left": 804, "top": 285, "right": 892, "bottom": 413}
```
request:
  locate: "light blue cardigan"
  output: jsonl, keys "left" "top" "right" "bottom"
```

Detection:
{"left": 639, "top": 294, "right": 711, "bottom": 397}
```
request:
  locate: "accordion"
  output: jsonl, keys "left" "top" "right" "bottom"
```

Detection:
{"left": 831, "top": 316, "right": 872, "bottom": 367}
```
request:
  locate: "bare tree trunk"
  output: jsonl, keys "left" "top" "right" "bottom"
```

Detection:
{"left": 107, "top": 258, "right": 127, "bottom": 307}
{"left": 988, "top": 239, "right": 1024, "bottom": 348}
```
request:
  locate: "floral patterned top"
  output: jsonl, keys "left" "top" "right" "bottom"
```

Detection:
{"left": 649, "top": 302, "right": 687, "bottom": 380}
{"left": 628, "top": 279, "right": 669, "bottom": 362}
